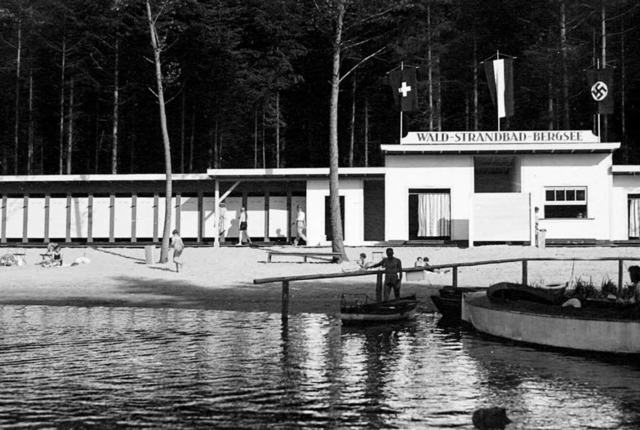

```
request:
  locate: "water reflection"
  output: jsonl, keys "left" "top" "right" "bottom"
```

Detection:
{"left": 2, "top": 305, "right": 640, "bottom": 429}
{"left": 461, "top": 333, "right": 640, "bottom": 429}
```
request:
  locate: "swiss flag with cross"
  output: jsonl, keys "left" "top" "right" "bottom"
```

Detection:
{"left": 389, "top": 67, "right": 418, "bottom": 112}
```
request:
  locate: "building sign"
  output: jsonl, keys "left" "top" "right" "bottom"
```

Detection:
{"left": 401, "top": 130, "right": 599, "bottom": 145}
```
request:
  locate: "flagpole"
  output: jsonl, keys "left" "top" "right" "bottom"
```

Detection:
{"left": 496, "top": 50, "right": 500, "bottom": 132}
{"left": 399, "top": 62, "right": 404, "bottom": 144}
{"left": 596, "top": 59, "right": 601, "bottom": 141}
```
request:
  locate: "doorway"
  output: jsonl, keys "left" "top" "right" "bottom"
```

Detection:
{"left": 408, "top": 189, "right": 451, "bottom": 240}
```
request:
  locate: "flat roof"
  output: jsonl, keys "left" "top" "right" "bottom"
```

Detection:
{"left": 613, "top": 166, "right": 640, "bottom": 175}
{"left": 206, "top": 167, "right": 386, "bottom": 179}
{"left": 0, "top": 173, "right": 211, "bottom": 183}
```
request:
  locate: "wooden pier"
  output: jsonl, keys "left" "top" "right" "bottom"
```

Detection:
{"left": 253, "top": 257, "right": 640, "bottom": 320}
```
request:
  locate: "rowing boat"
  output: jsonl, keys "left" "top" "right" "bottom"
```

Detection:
{"left": 340, "top": 294, "right": 418, "bottom": 324}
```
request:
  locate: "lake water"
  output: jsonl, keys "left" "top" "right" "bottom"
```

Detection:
{"left": 2, "top": 305, "right": 640, "bottom": 429}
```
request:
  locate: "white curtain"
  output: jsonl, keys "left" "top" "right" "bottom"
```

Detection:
{"left": 418, "top": 193, "right": 451, "bottom": 237}
{"left": 630, "top": 198, "right": 640, "bottom": 238}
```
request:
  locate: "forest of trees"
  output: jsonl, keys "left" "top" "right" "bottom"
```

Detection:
{"left": 1, "top": 0, "right": 639, "bottom": 176}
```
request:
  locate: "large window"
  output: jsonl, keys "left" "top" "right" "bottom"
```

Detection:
{"left": 544, "top": 186, "right": 587, "bottom": 218}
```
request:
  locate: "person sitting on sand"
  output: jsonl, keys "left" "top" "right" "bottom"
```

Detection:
{"left": 0, "top": 253, "right": 19, "bottom": 266}
{"left": 342, "top": 253, "right": 370, "bottom": 272}
{"left": 357, "top": 253, "right": 370, "bottom": 269}
{"left": 71, "top": 254, "right": 91, "bottom": 266}
{"left": 422, "top": 256, "right": 450, "bottom": 274}
{"left": 41, "top": 243, "right": 62, "bottom": 268}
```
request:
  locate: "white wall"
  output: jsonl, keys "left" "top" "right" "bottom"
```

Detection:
{"left": 27, "top": 198, "right": 46, "bottom": 238}
{"left": 472, "top": 193, "right": 531, "bottom": 242}
{"left": 612, "top": 176, "right": 640, "bottom": 241}
{"left": 519, "top": 153, "right": 613, "bottom": 240}
{"left": 384, "top": 155, "right": 474, "bottom": 241}
{"left": 5, "top": 198, "right": 24, "bottom": 239}
{"left": 306, "top": 178, "right": 364, "bottom": 246}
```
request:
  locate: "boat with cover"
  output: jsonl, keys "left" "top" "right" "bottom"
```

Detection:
{"left": 430, "top": 286, "right": 484, "bottom": 320}
{"left": 340, "top": 294, "right": 418, "bottom": 324}
{"left": 462, "top": 283, "right": 640, "bottom": 354}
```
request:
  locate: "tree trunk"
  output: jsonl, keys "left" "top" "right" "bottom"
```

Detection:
{"left": 213, "top": 118, "right": 219, "bottom": 168}
{"left": 180, "top": 90, "right": 185, "bottom": 173}
{"left": 328, "top": 0, "right": 346, "bottom": 261}
{"left": 435, "top": 52, "right": 442, "bottom": 131}
{"left": 66, "top": 77, "right": 74, "bottom": 174}
{"left": 548, "top": 68, "right": 555, "bottom": 130}
{"left": 189, "top": 108, "right": 195, "bottom": 173}
{"left": 14, "top": 18, "right": 22, "bottom": 175}
{"left": 276, "top": 91, "right": 280, "bottom": 168}
{"left": 364, "top": 95, "right": 369, "bottom": 167}
{"left": 621, "top": 19, "right": 627, "bottom": 162}
{"left": 147, "top": 0, "right": 173, "bottom": 264}
{"left": 560, "top": 0, "right": 570, "bottom": 129}
{"left": 349, "top": 75, "right": 356, "bottom": 167}
{"left": 58, "top": 35, "right": 66, "bottom": 175}
{"left": 254, "top": 109, "right": 258, "bottom": 168}
{"left": 427, "top": 1, "right": 433, "bottom": 130}
{"left": 473, "top": 36, "right": 479, "bottom": 131}
{"left": 262, "top": 106, "right": 266, "bottom": 168}
{"left": 27, "top": 66, "right": 33, "bottom": 175}
{"left": 112, "top": 34, "right": 120, "bottom": 174}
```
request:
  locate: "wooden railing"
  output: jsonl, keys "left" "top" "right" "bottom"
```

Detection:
{"left": 253, "top": 257, "right": 640, "bottom": 320}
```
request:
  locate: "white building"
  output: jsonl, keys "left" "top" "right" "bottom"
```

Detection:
{"left": 1, "top": 129, "right": 639, "bottom": 247}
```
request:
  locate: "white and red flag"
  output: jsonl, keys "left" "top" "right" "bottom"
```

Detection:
{"left": 484, "top": 58, "right": 514, "bottom": 118}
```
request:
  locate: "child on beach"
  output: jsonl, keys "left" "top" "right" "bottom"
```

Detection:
{"left": 170, "top": 229, "right": 185, "bottom": 273}
{"left": 342, "top": 253, "right": 370, "bottom": 272}
{"left": 40, "top": 243, "right": 63, "bottom": 267}
{"left": 422, "top": 256, "right": 450, "bottom": 274}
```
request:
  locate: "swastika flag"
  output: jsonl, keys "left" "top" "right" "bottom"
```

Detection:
{"left": 586, "top": 68, "right": 614, "bottom": 114}
{"left": 389, "top": 67, "right": 418, "bottom": 112}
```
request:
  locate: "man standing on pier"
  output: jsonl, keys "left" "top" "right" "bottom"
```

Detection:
{"left": 369, "top": 248, "right": 403, "bottom": 301}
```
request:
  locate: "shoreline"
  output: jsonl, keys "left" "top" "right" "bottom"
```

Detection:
{"left": 1, "top": 244, "right": 639, "bottom": 315}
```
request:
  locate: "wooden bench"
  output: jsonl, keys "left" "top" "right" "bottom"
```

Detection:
{"left": 267, "top": 250, "right": 341, "bottom": 263}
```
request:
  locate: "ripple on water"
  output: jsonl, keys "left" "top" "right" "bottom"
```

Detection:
{"left": 2, "top": 305, "right": 640, "bottom": 428}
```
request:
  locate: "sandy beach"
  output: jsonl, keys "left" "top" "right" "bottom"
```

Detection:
{"left": 2, "top": 244, "right": 640, "bottom": 315}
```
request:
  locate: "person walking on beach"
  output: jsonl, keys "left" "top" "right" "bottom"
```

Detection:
{"left": 369, "top": 248, "right": 403, "bottom": 301}
{"left": 293, "top": 205, "right": 307, "bottom": 246}
{"left": 170, "top": 229, "right": 185, "bottom": 272}
{"left": 237, "top": 207, "right": 251, "bottom": 246}
{"left": 218, "top": 202, "right": 227, "bottom": 242}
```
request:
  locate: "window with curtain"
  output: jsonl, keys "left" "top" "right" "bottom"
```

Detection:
{"left": 629, "top": 197, "right": 640, "bottom": 238}
{"left": 418, "top": 193, "right": 451, "bottom": 237}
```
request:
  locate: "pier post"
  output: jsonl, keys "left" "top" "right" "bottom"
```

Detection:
{"left": 452, "top": 267, "right": 458, "bottom": 288}
{"left": 619, "top": 259, "right": 624, "bottom": 298}
{"left": 376, "top": 273, "right": 383, "bottom": 302}
{"left": 522, "top": 260, "right": 528, "bottom": 286}
{"left": 282, "top": 280, "right": 290, "bottom": 321}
